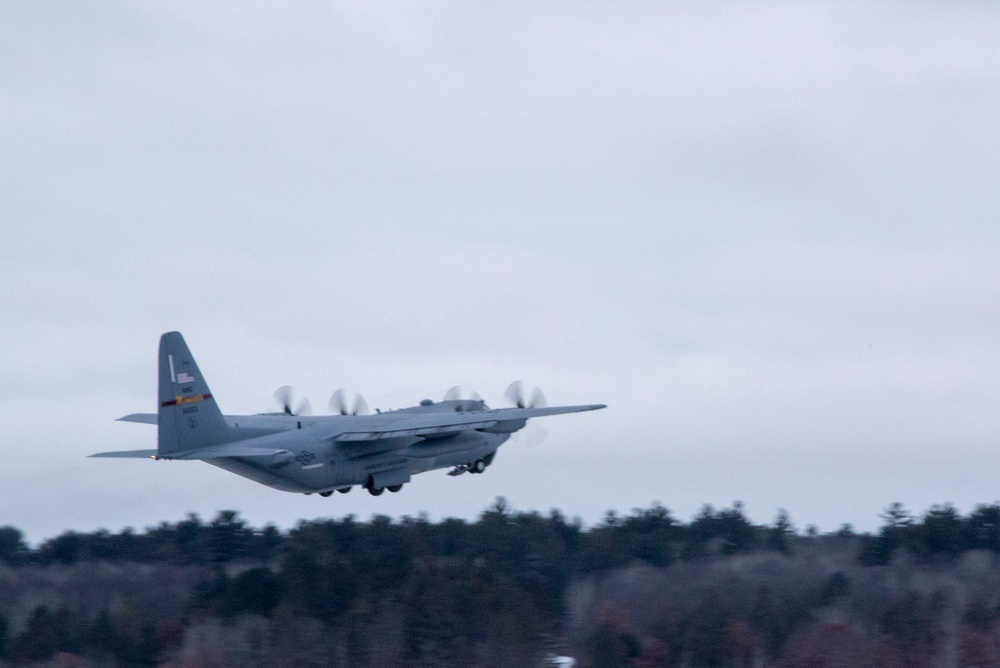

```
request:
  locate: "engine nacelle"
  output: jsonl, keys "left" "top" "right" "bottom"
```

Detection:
{"left": 480, "top": 418, "right": 527, "bottom": 434}
{"left": 268, "top": 451, "right": 295, "bottom": 469}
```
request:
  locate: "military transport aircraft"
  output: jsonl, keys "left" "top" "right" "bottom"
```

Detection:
{"left": 91, "top": 332, "right": 605, "bottom": 497}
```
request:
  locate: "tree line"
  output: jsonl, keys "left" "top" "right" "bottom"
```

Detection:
{"left": 2, "top": 500, "right": 776, "bottom": 570}
{"left": 3, "top": 500, "right": 1000, "bottom": 667}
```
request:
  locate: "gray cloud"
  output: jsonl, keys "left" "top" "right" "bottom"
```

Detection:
{"left": 3, "top": 2, "right": 1000, "bottom": 542}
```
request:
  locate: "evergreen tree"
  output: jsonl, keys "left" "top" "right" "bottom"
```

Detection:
{"left": 916, "top": 503, "right": 965, "bottom": 556}
{"left": 0, "top": 613, "right": 8, "bottom": 660}
{"left": 10, "top": 606, "right": 72, "bottom": 663}
{"left": 0, "top": 526, "right": 28, "bottom": 565}
{"left": 766, "top": 509, "right": 795, "bottom": 554}
{"left": 966, "top": 504, "right": 1000, "bottom": 551}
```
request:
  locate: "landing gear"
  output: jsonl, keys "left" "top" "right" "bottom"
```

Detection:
{"left": 387, "top": 484, "right": 403, "bottom": 493}
{"left": 368, "top": 486, "right": 384, "bottom": 496}
{"left": 319, "top": 491, "right": 333, "bottom": 497}
{"left": 448, "top": 455, "right": 494, "bottom": 477}
{"left": 336, "top": 487, "right": 351, "bottom": 494}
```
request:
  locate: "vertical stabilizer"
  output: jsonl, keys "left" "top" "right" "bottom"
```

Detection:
{"left": 157, "top": 332, "right": 231, "bottom": 455}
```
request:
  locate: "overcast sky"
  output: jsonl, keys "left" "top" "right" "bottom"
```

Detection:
{"left": 2, "top": 2, "right": 1000, "bottom": 543}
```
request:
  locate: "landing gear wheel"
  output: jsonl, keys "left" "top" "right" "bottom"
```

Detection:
{"left": 368, "top": 486, "right": 384, "bottom": 496}
{"left": 471, "top": 459, "right": 486, "bottom": 474}
{"left": 336, "top": 487, "right": 351, "bottom": 494}
{"left": 387, "top": 484, "right": 402, "bottom": 493}
{"left": 319, "top": 491, "right": 333, "bottom": 497}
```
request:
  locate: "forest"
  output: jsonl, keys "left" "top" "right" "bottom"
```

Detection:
{"left": 3, "top": 499, "right": 1000, "bottom": 667}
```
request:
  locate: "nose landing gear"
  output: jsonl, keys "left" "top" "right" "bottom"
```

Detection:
{"left": 448, "top": 452, "right": 495, "bottom": 477}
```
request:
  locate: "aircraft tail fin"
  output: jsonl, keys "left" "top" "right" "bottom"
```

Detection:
{"left": 157, "top": 332, "right": 231, "bottom": 455}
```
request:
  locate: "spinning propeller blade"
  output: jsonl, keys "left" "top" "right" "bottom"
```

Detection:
{"left": 444, "top": 386, "right": 483, "bottom": 402}
{"left": 273, "top": 385, "right": 312, "bottom": 416}
{"left": 329, "top": 388, "right": 371, "bottom": 416}
{"left": 504, "top": 380, "right": 547, "bottom": 409}
{"left": 514, "top": 422, "right": 549, "bottom": 448}
{"left": 503, "top": 381, "right": 550, "bottom": 447}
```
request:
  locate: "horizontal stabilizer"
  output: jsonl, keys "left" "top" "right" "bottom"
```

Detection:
{"left": 118, "top": 413, "right": 158, "bottom": 424}
{"left": 89, "top": 444, "right": 291, "bottom": 460}
{"left": 169, "top": 444, "right": 292, "bottom": 460}
{"left": 89, "top": 449, "right": 159, "bottom": 458}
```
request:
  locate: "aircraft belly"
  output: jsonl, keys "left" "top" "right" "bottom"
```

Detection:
{"left": 206, "top": 433, "right": 338, "bottom": 493}
{"left": 333, "top": 453, "right": 407, "bottom": 485}
{"left": 207, "top": 458, "right": 312, "bottom": 493}
{"left": 205, "top": 430, "right": 508, "bottom": 492}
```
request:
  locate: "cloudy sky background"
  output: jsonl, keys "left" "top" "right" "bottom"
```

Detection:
{"left": 2, "top": 2, "right": 999, "bottom": 543}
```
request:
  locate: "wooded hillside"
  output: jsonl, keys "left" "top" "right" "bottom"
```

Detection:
{"left": 2, "top": 500, "right": 1000, "bottom": 667}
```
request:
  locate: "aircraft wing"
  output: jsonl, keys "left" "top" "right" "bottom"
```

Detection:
{"left": 330, "top": 404, "right": 605, "bottom": 442}
{"left": 90, "top": 449, "right": 159, "bottom": 458}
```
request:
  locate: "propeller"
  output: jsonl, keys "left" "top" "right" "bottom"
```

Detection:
{"left": 503, "top": 381, "right": 549, "bottom": 447}
{"left": 513, "top": 421, "right": 549, "bottom": 448}
{"left": 444, "top": 385, "right": 485, "bottom": 412}
{"left": 273, "top": 385, "right": 312, "bottom": 416}
{"left": 444, "top": 386, "right": 483, "bottom": 402}
{"left": 329, "top": 388, "right": 371, "bottom": 416}
{"left": 503, "top": 380, "right": 547, "bottom": 409}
